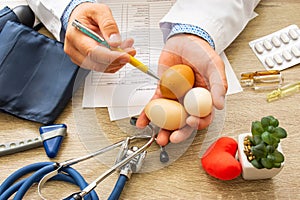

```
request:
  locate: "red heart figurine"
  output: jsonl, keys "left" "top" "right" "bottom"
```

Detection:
{"left": 201, "top": 137, "right": 242, "bottom": 180}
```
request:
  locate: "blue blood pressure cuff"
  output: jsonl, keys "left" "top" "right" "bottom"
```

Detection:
{"left": 0, "top": 20, "right": 89, "bottom": 124}
{"left": 0, "top": 6, "right": 19, "bottom": 32}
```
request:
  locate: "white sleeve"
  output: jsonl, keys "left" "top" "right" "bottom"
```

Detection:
{"left": 160, "top": 0, "right": 261, "bottom": 54}
{"left": 26, "top": 0, "right": 71, "bottom": 40}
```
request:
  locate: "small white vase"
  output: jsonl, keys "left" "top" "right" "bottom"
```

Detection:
{"left": 238, "top": 133, "right": 284, "bottom": 180}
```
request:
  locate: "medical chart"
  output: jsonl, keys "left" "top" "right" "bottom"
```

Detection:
{"left": 82, "top": 0, "right": 243, "bottom": 121}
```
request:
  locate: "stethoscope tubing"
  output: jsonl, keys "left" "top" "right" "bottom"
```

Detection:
{"left": 107, "top": 174, "right": 127, "bottom": 200}
{"left": 0, "top": 162, "right": 52, "bottom": 194}
{"left": 0, "top": 162, "right": 99, "bottom": 200}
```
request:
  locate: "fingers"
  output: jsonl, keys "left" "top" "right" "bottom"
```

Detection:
{"left": 65, "top": 21, "right": 135, "bottom": 72}
{"left": 64, "top": 2, "right": 137, "bottom": 71}
{"left": 88, "top": 46, "right": 130, "bottom": 72}
{"left": 156, "top": 129, "right": 171, "bottom": 146}
{"left": 66, "top": 39, "right": 130, "bottom": 72}
{"left": 186, "top": 114, "right": 213, "bottom": 130}
{"left": 206, "top": 57, "right": 228, "bottom": 110}
{"left": 156, "top": 126, "right": 194, "bottom": 146}
{"left": 136, "top": 111, "right": 150, "bottom": 129}
{"left": 120, "top": 38, "right": 136, "bottom": 57}
{"left": 90, "top": 4, "right": 121, "bottom": 47}
{"left": 169, "top": 126, "right": 195, "bottom": 144}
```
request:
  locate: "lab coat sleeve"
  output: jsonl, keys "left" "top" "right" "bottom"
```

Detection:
{"left": 26, "top": 0, "right": 71, "bottom": 40}
{"left": 160, "top": 0, "right": 261, "bottom": 54}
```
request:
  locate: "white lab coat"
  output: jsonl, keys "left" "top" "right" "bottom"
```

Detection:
{"left": 27, "top": 0, "right": 260, "bottom": 53}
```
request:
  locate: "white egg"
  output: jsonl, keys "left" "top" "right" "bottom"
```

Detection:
{"left": 144, "top": 98, "right": 188, "bottom": 130}
{"left": 183, "top": 87, "right": 213, "bottom": 117}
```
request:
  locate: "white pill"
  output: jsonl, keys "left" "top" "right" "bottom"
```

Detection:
{"left": 280, "top": 33, "right": 290, "bottom": 44}
{"left": 263, "top": 40, "right": 273, "bottom": 50}
{"left": 282, "top": 50, "right": 292, "bottom": 61}
{"left": 291, "top": 46, "right": 300, "bottom": 57}
{"left": 254, "top": 43, "right": 264, "bottom": 54}
{"left": 265, "top": 57, "right": 275, "bottom": 68}
{"left": 273, "top": 54, "right": 283, "bottom": 65}
{"left": 271, "top": 36, "right": 281, "bottom": 47}
{"left": 288, "top": 29, "right": 299, "bottom": 40}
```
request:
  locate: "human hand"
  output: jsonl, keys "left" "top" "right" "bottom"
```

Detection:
{"left": 64, "top": 2, "right": 136, "bottom": 72}
{"left": 136, "top": 34, "right": 228, "bottom": 146}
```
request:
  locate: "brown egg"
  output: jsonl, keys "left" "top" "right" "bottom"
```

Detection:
{"left": 144, "top": 98, "right": 188, "bottom": 131}
{"left": 160, "top": 64, "right": 195, "bottom": 99}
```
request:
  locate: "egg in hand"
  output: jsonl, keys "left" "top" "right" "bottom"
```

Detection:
{"left": 144, "top": 64, "right": 213, "bottom": 132}
{"left": 160, "top": 64, "right": 195, "bottom": 99}
{"left": 144, "top": 98, "right": 188, "bottom": 131}
{"left": 183, "top": 87, "right": 213, "bottom": 118}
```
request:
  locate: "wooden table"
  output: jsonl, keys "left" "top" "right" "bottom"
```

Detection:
{"left": 1, "top": 0, "right": 300, "bottom": 199}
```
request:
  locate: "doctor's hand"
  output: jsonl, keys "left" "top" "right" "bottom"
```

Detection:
{"left": 136, "top": 34, "right": 228, "bottom": 146}
{"left": 64, "top": 2, "right": 136, "bottom": 72}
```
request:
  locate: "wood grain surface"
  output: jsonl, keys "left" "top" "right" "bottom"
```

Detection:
{"left": 1, "top": 0, "right": 300, "bottom": 199}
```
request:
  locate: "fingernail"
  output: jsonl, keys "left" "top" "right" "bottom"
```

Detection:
{"left": 219, "top": 95, "right": 225, "bottom": 109}
{"left": 109, "top": 33, "right": 121, "bottom": 43}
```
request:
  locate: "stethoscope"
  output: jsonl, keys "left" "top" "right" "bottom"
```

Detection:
{"left": 0, "top": 124, "right": 157, "bottom": 200}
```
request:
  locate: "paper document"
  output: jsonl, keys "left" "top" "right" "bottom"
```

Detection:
{"left": 0, "top": 0, "right": 27, "bottom": 9}
{"left": 78, "top": 0, "right": 242, "bottom": 120}
{"left": 221, "top": 52, "right": 243, "bottom": 95}
{"left": 82, "top": 0, "right": 176, "bottom": 110}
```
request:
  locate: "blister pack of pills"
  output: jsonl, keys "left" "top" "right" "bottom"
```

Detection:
{"left": 249, "top": 24, "right": 300, "bottom": 71}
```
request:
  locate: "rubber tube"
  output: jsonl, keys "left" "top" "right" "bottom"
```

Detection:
{"left": 13, "top": 164, "right": 56, "bottom": 199}
{"left": 0, "top": 173, "right": 76, "bottom": 200}
{"left": 0, "top": 162, "right": 53, "bottom": 194}
{"left": 107, "top": 175, "right": 127, "bottom": 200}
{"left": 62, "top": 167, "right": 99, "bottom": 200}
